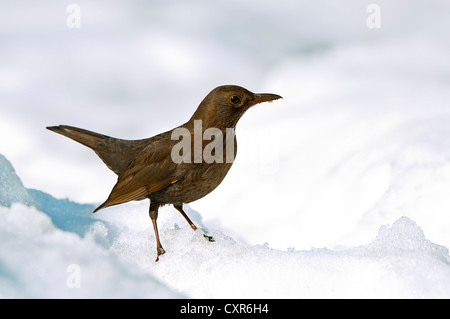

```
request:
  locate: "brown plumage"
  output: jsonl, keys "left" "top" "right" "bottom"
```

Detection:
{"left": 47, "top": 85, "right": 282, "bottom": 261}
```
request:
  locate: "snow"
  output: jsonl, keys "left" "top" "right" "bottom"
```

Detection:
{"left": 0, "top": 204, "right": 181, "bottom": 299}
{"left": 2, "top": 0, "right": 450, "bottom": 298}
{"left": 1, "top": 154, "right": 450, "bottom": 298}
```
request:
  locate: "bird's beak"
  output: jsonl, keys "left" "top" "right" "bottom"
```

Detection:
{"left": 252, "top": 93, "right": 283, "bottom": 105}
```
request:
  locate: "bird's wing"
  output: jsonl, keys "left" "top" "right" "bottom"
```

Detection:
{"left": 93, "top": 138, "right": 184, "bottom": 212}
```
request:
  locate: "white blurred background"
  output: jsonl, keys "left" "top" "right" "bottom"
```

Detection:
{"left": 1, "top": 0, "right": 450, "bottom": 250}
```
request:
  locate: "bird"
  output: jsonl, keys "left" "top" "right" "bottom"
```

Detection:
{"left": 47, "top": 85, "right": 282, "bottom": 261}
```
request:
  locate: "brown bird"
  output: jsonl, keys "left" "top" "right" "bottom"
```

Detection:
{"left": 47, "top": 85, "right": 282, "bottom": 261}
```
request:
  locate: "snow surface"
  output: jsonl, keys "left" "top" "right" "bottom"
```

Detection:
{"left": 1, "top": 154, "right": 450, "bottom": 298}
{"left": 2, "top": 0, "right": 450, "bottom": 298}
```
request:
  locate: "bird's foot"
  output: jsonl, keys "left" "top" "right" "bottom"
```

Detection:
{"left": 155, "top": 246, "right": 166, "bottom": 262}
{"left": 203, "top": 234, "right": 215, "bottom": 242}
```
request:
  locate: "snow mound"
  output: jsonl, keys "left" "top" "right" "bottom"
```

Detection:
{"left": 1, "top": 153, "right": 450, "bottom": 298}
{"left": 107, "top": 210, "right": 450, "bottom": 298}
{"left": 0, "top": 203, "right": 182, "bottom": 298}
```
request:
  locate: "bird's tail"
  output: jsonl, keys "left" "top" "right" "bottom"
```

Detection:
{"left": 46, "top": 125, "right": 110, "bottom": 150}
{"left": 47, "top": 125, "right": 150, "bottom": 176}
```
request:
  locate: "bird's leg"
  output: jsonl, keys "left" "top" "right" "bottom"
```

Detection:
{"left": 149, "top": 203, "right": 165, "bottom": 262}
{"left": 174, "top": 204, "right": 197, "bottom": 231}
{"left": 174, "top": 204, "right": 215, "bottom": 242}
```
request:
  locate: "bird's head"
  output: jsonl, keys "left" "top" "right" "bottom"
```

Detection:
{"left": 190, "top": 85, "right": 282, "bottom": 129}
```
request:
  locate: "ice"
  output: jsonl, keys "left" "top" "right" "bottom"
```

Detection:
{"left": 0, "top": 155, "right": 182, "bottom": 298}
{"left": 0, "top": 153, "right": 34, "bottom": 207}
{"left": 0, "top": 204, "right": 182, "bottom": 298}
{"left": 0, "top": 153, "right": 100, "bottom": 236}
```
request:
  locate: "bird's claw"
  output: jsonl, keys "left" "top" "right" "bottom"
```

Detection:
{"left": 155, "top": 246, "right": 166, "bottom": 262}
{"left": 203, "top": 234, "right": 215, "bottom": 242}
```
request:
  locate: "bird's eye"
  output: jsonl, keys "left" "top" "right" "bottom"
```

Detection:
{"left": 230, "top": 95, "right": 241, "bottom": 104}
